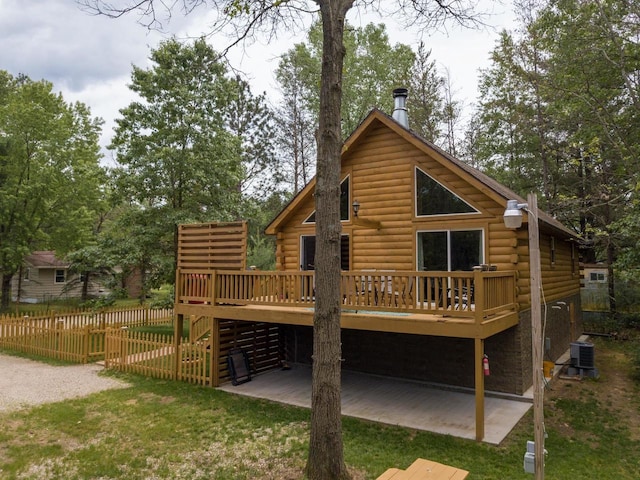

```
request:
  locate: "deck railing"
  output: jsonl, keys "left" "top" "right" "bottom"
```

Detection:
{"left": 176, "top": 269, "right": 517, "bottom": 322}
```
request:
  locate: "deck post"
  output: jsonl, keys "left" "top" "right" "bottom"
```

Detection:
{"left": 473, "top": 268, "right": 484, "bottom": 324}
{"left": 210, "top": 270, "right": 217, "bottom": 305}
{"left": 474, "top": 337, "right": 485, "bottom": 441}
{"left": 210, "top": 317, "right": 220, "bottom": 387}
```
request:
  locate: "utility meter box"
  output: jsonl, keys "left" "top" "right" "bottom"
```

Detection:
{"left": 523, "top": 441, "right": 536, "bottom": 474}
{"left": 524, "top": 452, "right": 535, "bottom": 474}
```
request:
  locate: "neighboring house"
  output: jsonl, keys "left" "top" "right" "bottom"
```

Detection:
{"left": 173, "top": 89, "right": 583, "bottom": 441}
{"left": 11, "top": 251, "right": 108, "bottom": 303}
{"left": 581, "top": 263, "right": 610, "bottom": 314}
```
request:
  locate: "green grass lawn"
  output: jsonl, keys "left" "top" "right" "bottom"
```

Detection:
{"left": 1, "top": 337, "right": 639, "bottom": 479}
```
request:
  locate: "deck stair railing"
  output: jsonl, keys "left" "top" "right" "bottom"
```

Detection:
{"left": 189, "top": 315, "right": 213, "bottom": 343}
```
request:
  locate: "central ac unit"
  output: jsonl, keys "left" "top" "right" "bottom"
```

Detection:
{"left": 570, "top": 342, "right": 595, "bottom": 369}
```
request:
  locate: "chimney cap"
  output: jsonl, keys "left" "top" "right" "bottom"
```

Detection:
{"left": 393, "top": 87, "right": 408, "bottom": 97}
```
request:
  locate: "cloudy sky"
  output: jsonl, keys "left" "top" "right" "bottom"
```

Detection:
{"left": 0, "top": 0, "right": 515, "bottom": 163}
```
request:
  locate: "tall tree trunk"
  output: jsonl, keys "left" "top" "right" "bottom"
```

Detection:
{"left": 305, "top": 1, "right": 352, "bottom": 479}
{"left": 81, "top": 272, "right": 90, "bottom": 302}
{"left": 1, "top": 273, "right": 13, "bottom": 311}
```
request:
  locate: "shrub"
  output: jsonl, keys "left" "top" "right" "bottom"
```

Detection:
{"left": 149, "top": 285, "right": 174, "bottom": 309}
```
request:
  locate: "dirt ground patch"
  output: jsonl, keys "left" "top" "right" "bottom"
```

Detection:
{"left": 545, "top": 337, "right": 640, "bottom": 441}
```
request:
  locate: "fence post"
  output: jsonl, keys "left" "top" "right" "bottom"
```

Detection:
{"left": 83, "top": 325, "right": 90, "bottom": 363}
{"left": 104, "top": 328, "right": 111, "bottom": 368}
{"left": 56, "top": 317, "right": 64, "bottom": 361}
{"left": 173, "top": 315, "right": 184, "bottom": 381}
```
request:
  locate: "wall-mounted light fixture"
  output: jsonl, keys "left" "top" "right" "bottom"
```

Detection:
{"left": 352, "top": 200, "right": 360, "bottom": 218}
{"left": 503, "top": 199, "right": 528, "bottom": 229}
{"left": 351, "top": 199, "right": 381, "bottom": 229}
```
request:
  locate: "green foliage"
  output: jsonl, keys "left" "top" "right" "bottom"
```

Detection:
{"left": 109, "top": 38, "right": 280, "bottom": 285}
{"left": 225, "top": 75, "right": 279, "bottom": 197}
{"left": 80, "top": 295, "right": 116, "bottom": 310}
{"left": 149, "top": 285, "right": 175, "bottom": 309}
{"left": 274, "top": 44, "right": 317, "bottom": 193}
{"left": 0, "top": 71, "right": 105, "bottom": 309}
{"left": 2, "top": 338, "right": 640, "bottom": 479}
{"left": 470, "top": 0, "right": 640, "bottom": 304}
{"left": 277, "top": 22, "right": 417, "bottom": 139}
{"left": 408, "top": 42, "right": 445, "bottom": 144}
{"left": 242, "top": 192, "right": 289, "bottom": 270}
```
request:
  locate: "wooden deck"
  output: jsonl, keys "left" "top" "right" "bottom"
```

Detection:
{"left": 174, "top": 269, "right": 519, "bottom": 339}
{"left": 177, "top": 303, "right": 519, "bottom": 339}
{"left": 218, "top": 364, "right": 532, "bottom": 445}
{"left": 175, "top": 269, "right": 522, "bottom": 442}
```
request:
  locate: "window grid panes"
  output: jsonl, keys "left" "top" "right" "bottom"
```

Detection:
{"left": 418, "top": 230, "right": 483, "bottom": 272}
{"left": 55, "top": 269, "right": 66, "bottom": 284}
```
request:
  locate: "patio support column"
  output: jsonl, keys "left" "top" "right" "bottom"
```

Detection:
{"left": 474, "top": 336, "right": 485, "bottom": 441}
{"left": 210, "top": 317, "right": 220, "bottom": 387}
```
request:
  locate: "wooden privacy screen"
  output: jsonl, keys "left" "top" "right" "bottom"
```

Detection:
{"left": 177, "top": 221, "right": 248, "bottom": 270}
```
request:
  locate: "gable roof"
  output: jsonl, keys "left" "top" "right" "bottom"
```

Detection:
{"left": 266, "top": 109, "right": 579, "bottom": 240}
{"left": 24, "top": 251, "right": 69, "bottom": 269}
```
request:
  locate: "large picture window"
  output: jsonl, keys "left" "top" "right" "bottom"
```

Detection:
{"left": 415, "top": 167, "right": 477, "bottom": 216}
{"left": 417, "top": 230, "right": 483, "bottom": 271}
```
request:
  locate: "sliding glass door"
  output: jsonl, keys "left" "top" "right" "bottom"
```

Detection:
{"left": 417, "top": 230, "right": 483, "bottom": 272}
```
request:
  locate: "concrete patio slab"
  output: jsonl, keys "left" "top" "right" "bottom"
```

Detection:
{"left": 218, "top": 365, "right": 532, "bottom": 445}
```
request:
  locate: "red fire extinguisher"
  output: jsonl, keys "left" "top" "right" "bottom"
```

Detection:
{"left": 483, "top": 354, "right": 490, "bottom": 376}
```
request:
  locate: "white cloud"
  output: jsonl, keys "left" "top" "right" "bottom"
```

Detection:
{"left": 1, "top": 0, "right": 515, "bottom": 160}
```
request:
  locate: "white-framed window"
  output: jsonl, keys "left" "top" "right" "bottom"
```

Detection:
{"left": 417, "top": 229, "right": 484, "bottom": 272}
{"left": 303, "top": 175, "right": 351, "bottom": 224}
{"left": 23, "top": 267, "right": 31, "bottom": 281}
{"left": 415, "top": 166, "right": 479, "bottom": 217}
{"left": 55, "top": 269, "right": 66, "bottom": 284}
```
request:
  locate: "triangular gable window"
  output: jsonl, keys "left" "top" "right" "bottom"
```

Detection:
{"left": 304, "top": 176, "right": 350, "bottom": 224}
{"left": 415, "top": 167, "right": 478, "bottom": 216}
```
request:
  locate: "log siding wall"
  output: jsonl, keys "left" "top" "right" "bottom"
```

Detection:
{"left": 249, "top": 114, "right": 582, "bottom": 396}
{"left": 273, "top": 120, "right": 580, "bottom": 310}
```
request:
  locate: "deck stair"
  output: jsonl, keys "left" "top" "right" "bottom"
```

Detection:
{"left": 189, "top": 315, "right": 212, "bottom": 343}
{"left": 376, "top": 458, "right": 469, "bottom": 480}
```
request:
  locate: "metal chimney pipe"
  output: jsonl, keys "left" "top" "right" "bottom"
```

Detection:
{"left": 392, "top": 87, "right": 408, "bottom": 128}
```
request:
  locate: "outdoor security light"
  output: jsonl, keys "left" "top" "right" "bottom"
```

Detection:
{"left": 503, "top": 199, "right": 527, "bottom": 229}
{"left": 352, "top": 200, "right": 360, "bottom": 217}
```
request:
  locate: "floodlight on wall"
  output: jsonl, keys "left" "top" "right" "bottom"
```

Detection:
{"left": 503, "top": 199, "right": 528, "bottom": 229}
{"left": 352, "top": 200, "right": 360, "bottom": 218}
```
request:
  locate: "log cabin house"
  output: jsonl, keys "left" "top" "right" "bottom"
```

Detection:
{"left": 174, "top": 89, "right": 582, "bottom": 441}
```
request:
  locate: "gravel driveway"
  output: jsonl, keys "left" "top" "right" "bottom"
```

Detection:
{"left": 0, "top": 353, "right": 130, "bottom": 413}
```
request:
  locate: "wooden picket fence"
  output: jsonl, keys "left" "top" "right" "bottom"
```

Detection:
{"left": 0, "top": 306, "right": 173, "bottom": 362}
{"left": 1, "top": 306, "right": 282, "bottom": 388}
{"left": 104, "top": 328, "right": 211, "bottom": 386}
